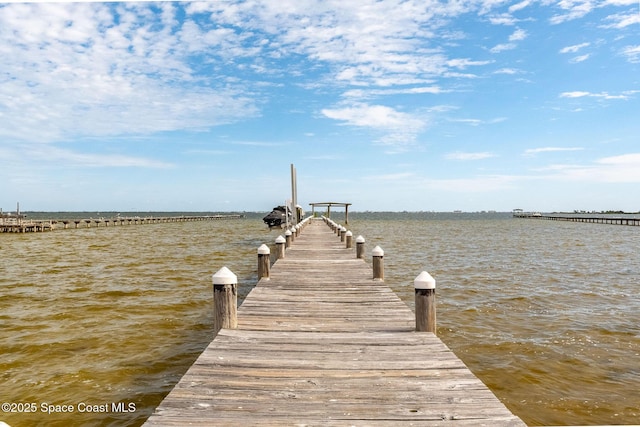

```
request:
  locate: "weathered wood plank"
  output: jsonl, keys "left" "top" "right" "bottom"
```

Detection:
{"left": 143, "top": 218, "right": 525, "bottom": 426}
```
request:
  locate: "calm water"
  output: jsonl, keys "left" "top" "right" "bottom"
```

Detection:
{"left": 1, "top": 212, "right": 639, "bottom": 426}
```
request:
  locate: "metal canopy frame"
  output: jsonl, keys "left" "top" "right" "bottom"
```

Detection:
{"left": 309, "top": 202, "right": 352, "bottom": 224}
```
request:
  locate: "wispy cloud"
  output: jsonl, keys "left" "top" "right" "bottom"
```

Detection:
{"left": 559, "top": 42, "right": 592, "bottom": 63}
{"left": 445, "top": 151, "right": 496, "bottom": 160}
{"left": 449, "top": 117, "right": 507, "bottom": 126}
{"left": 560, "top": 90, "right": 638, "bottom": 100}
{"left": 549, "top": 0, "right": 595, "bottom": 25}
{"left": 494, "top": 67, "right": 523, "bottom": 75}
{"left": 29, "top": 146, "right": 173, "bottom": 168}
{"left": 490, "top": 28, "right": 527, "bottom": 53}
{"left": 321, "top": 102, "right": 426, "bottom": 150}
{"left": 621, "top": 45, "right": 640, "bottom": 63}
{"left": 231, "top": 141, "right": 290, "bottom": 147}
{"left": 570, "top": 54, "right": 591, "bottom": 63}
{"left": 559, "top": 42, "right": 591, "bottom": 54}
{"left": 539, "top": 153, "right": 640, "bottom": 183}
{"left": 601, "top": 10, "right": 640, "bottom": 28}
{"left": 423, "top": 175, "right": 518, "bottom": 192}
{"left": 0, "top": 2, "right": 259, "bottom": 144}
{"left": 524, "top": 147, "right": 584, "bottom": 156}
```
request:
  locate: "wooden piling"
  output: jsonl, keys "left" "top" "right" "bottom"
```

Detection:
{"left": 372, "top": 245, "right": 384, "bottom": 280}
{"left": 285, "top": 229, "right": 292, "bottom": 248}
{"left": 356, "top": 235, "right": 365, "bottom": 259}
{"left": 257, "top": 244, "right": 270, "bottom": 280}
{"left": 345, "top": 230, "right": 353, "bottom": 248}
{"left": 212, "top": 267, "right": 238, "bottom": 335}
{"left": 275, "top": 235, "right": 286, "bottom": 259}
{"left": 414, "top": 271, "right": 436, "bottom": 334}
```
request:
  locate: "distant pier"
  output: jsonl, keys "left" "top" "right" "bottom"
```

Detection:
{"left": 513, "top": 211, "right": 640, "bottom": 226}
{"left": 0, "top": 214, "right": 244, "bottom": 233}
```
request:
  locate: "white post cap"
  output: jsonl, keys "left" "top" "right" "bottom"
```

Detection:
{"left": 345, "top": 230, "right": 352, "bottom": 237}
{"left": 258, "top": 244, "right": 270, "bottom": 255}
{"left": 212, "top": 266, "right": 237, "bottom": 285}
{"left": 285, "top": 229, "right": 292, "bottom": 236}
{"left": 275, "top": 235, "right": 286, "bottom": 244}
{"left": 356, "top": 235, "right": 365, "bottom": 243}
{"left": 414, "top": 271, "right": 436, "bottom": 289}
{"left": 372, "top": 245, "right": 384, "bottom": 257}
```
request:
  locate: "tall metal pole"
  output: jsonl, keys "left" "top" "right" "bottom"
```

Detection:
{"left": 291, "top": 164, "right": 297, "bottom": 225}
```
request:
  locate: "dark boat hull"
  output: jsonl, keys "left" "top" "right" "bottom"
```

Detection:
{"left": 263, "top": 206, "right": 291, "bottom": 229}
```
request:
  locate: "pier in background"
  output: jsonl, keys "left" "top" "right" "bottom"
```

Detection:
{"left": 0, "top": 213, "right": 243, "bottom": 233}
{"left": 513, "top": 211, "right": 640, "bottom": 226}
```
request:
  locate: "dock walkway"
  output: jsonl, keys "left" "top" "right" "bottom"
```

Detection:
{"left": 144, "top": 218, "right": 525, "bottom": 426}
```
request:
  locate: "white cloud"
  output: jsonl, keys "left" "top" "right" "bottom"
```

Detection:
{"left": 543, "top": 153, "right": 640, "bottom": 183}
{"left": 509, "top": 28, "right": 528, "bottom": 41}
{"left": 342, "top": 86, "right": 444, "bottom": 100}
{"left": 621, "top": 45, "right": 640, "bottom": 63}
{"left": 570, "top": 53, "right": 591, "bottom": 63}
{"left": 445, "top": 151, "right": 496, "bottom": 160}
{"left": 321, "top": 102, "right": 426, "bottom": 150}
{"left": 549, "top": 0, "right": 596, "bottom": 24}
{"left": 601, "top": 11, "right": 640, "bottom": 28}
{"left": 490, "top": 28, "right": 527, "bottom": 54}
{"left": 509, "top": 0, "right": 533, "bottom": 13}
{"left": 489, "top": 14, "right": 520, "bottom": 25}
{"left": 322, "top": 103, "right": 421, "bottom": 129}
{"left": 450, "top": 117, "right": 506, "bottom": 126}
{"left": 490, "top": 43, "right": 517, "bottom": 53}
{"left": 560, "top": 91, "right": 592, "bottom": 98}
{"left": 424, "top": 175, "right": 518, "bottom": 192}
{"left": 524, "top": 147, "right": 584, "bottom": 156}
{"left": 560, "top": 90, "right": 639, "bottom": 100}
{"left": 559, "top": 42, "right": 590, "bottom": 54}
{"left": 494, "top": 68, "right": 521, "bottom": 74}
{"left": 0, "top": 3, "right": 260, "bottom": 143}
{"left": 16, "top": 144, "right": 173, "bottom": 168}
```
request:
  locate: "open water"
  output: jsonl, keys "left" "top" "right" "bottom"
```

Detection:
{"left": 1, "top": 212, "right": 639, "bottom": 426}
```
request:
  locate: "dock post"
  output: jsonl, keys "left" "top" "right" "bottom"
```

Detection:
{"left": 414, "top": 271, "right": 436, "bottom": 334}
{"left": 275, "top": 235, "right": 286, "bottom": 259}
{"left": 345, "top": 230, "right": 353, "bottom": 248}
{"left": 356, "top": 235, "right": 365, "bottom": 259}
{"left": 258, "top": 244, "right": 271, "bottom": 279}
{"left": 289, "top": 227, "right": 296, "bottom": 243}
{"left": 285, "top": 229, "right": 292, "bottom": 248}
{"left": 372, "top": 246, "right": 384, "bottom": 280}
{"left": 340, "top": 227, "right": 346, "bottom": 242}
{"left": 212, "top": 267, "right": 238, "bottom": 335}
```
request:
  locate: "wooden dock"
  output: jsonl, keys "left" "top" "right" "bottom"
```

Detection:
{"left": 513, "top": 212, "right": 640, "bottom": 226}
{"left": 144, "top": 218, "right": 525, "bottom": 426}
{"left": 0, "top": 214, "right": 243, "bottom": 233}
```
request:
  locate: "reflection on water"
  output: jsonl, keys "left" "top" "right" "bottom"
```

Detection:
{"left": 1, "top": 213, "right": 639, "bottom": 426}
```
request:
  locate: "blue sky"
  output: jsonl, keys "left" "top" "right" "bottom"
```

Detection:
{"left": 1, "top": 0, "right": 639, "bottom": 213}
